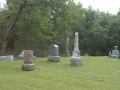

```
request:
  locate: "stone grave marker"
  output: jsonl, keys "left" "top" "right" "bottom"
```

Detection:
{"left": 21, "top": 50, "right": 35, "bottom": 71}
{"left": 70, "top": 32, "right": 82, "bottom": 66}
{"left": 48, "top": 44, "right": 60, "bottom": 62}
{"left": 0, "top": 55, "right": 14, "bottom": 61}
{"left": 64, "top": 38, "right": 70, "bottom": 57}
{"left": 109, "top": 46, "right": 119, "bottom": 58}
{"left": 18, "top": 50, "right": 36, "bottom": 60}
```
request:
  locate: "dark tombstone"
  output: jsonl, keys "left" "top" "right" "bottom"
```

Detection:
{"left": 21, "top": 50, "right": 35, "bottom": 71}
{"left": 64, "top": 38, "right": 70, "bottom": 57}
{"left": 70, "top": 32, "right": 82, "bottom": 66}
{"left": 48, "top": 44, "right": 60, "bottom": 62}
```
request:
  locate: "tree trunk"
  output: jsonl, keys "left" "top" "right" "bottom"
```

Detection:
{"left": 0, "top": 40, "right": 7, "bottom": 55}
{"left": 0, "top": 0, "right": 27, "bottom": 55}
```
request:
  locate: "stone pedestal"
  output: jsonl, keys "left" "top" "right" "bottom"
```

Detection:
{"left": 21, "top": 50, "right": 35, "bottom": 71}
{"left": 22, "top": 64, "right": 35, "bottom": 71}
{"left": 70, "top": 57, "right": 82, "bottom": 66}
{"left": 48, "top": 55, "right": 60, "bottom": 62}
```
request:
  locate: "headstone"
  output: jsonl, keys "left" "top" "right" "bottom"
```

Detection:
{"left": 21, "top": 50, "right": 35, "bottom": 71}
{"left": 85, "top": 53, "right": 88, "bottom": 56}
{"left": 109, "top": 46, "right": 119, "bottom": 58}
{"left": 18, "top": 50, "right": 36, "bottom": 60}
{"left": 0, "top": 55, "right": 14, "bottom": 61}
{"left": 96, "top": 51, "right": 99, "bottom": 56}
{"left": 48, "top": 44, "right": 60, "bottom": 62}
{"left": 70, "top": 32, "right": 82, "bottom": 66}
{"left": 108, "top": 51, "right": 111, "bottom": 56}
{"left": 64, "top": 38, "right": 70, "bottom": 57}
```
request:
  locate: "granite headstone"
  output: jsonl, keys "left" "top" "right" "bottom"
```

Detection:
{"left": 0, "top": 55, "right": 13, "bottom": 61}
{"left": 64, "top": 38, "right": 70, "bottom": 57}
{"left": 48, "top": 44, "right": 60, "bottom": 62}
{"left": 18, "top": 50, "right": 36, "bottom": 60}
{"left": 109, "top": 46, "right": 119, "bottom": 58}
{"left": 21, "top": 50, "right": 35, "bottom": 71}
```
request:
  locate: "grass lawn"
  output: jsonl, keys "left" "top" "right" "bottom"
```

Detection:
{"left": 0, "top": 56, "right": 120, "bottom": 90}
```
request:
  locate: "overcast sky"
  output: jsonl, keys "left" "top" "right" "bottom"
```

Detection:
{"left": 0, "top": 0, "right": 119, "bottom": 14}
{"left": 74, "top": 0, "right": 120, "bottom": 14}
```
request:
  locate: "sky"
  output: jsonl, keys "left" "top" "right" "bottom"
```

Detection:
{"left": 74, "top": 0, "right": 120, "bottom": 15}
{"left": 0, "top": 0, "right": 119, "bottom": 14}
{"left": 0, "top": 0, "right": 6, "bottom": 8}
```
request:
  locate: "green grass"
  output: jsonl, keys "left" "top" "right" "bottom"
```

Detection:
{"left": 0, "top": 56, "right": 120, "bottom": 90}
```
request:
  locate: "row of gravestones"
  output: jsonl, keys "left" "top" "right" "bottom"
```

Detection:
{"left": 0, "top": 32, "right": 82, "bottom": 71}
{"left": 22, "top": 32, "right": 82, "bottom": 71}
{"left": 48, "top": 32, "right": 82, "bottom": 66}
{"left": 0, "top": 37, "right": 70, "bottom": 61}
{"left": 0, "top": 32, "right": 119, "bottom": 71}
{"left": 0, "top": 51, "right": 36, "bottom": 61}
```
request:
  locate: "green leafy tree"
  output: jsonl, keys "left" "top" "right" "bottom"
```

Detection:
{"left": 107, "top": 15, "right": 120, "bottom": 51}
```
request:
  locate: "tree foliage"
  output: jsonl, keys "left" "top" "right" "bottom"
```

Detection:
{"left": 0, "top": 0, "right": 120, "bottom": 56}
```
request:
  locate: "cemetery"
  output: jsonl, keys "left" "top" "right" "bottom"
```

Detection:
{"left": 0, "top": 0, "right": 120, "bottom": 90}
{"left": 0, "top": 32, "right": 120, "bottom": 90}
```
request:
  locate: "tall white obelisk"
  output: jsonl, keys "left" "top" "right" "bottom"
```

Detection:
{"left": 70, "top": 32, "right": 82, "bottom": 66}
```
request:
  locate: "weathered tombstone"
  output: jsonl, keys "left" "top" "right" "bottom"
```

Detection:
{"left": 0, "top": 55, "right": 14, "bottom": 61}
{"left": 48, "top": 44, "right": 60, "bottom": 62}
{"left": 108, "top": 51, "right": 111, "bottom": 56}
{"left": 18, "top": 50, "right": 36, "bottom": 60}
{"left": 96, "top": 51, "right": 99, "bottom": 56}
{"left": 21, "top": 50, "right": 35, "bottom": 71}
{"left": 85, "top": 53, "right": 88, "bottom": 56}
{"left": 70, "top": 32, "right": 82, "bottom": 66}
{"left": 64, "top": 38, "right": 70, "bottom": 57}
{"left": 109, "top": 46, "right": 119, "bottom": 58}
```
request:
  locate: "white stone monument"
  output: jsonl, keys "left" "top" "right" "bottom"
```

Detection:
{"left": 70, "top": 32, "right": 82, "bottom": 66}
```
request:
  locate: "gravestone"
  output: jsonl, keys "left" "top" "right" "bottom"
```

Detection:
{"left": 0, "top": 55, "right": 14, "bottom": 61}
{"left": 21, "top": 50, "right": 35, "bottom": 71}
{"left": 109, "top": 46, "right": 119, "bottom": 58}
{"left": 85, "top": 53, "right": 88, "bottom": 56}
{"left": 64, "top": 38, "right": 70, "bottom": 57}
{"left": 48, "top": 44, "right": 60, "bottom": 62}
{"left": 70, "top": 32, "right": 82, "bottom": 66}
{"left": 108, "top": 51, "right": 111, "bottom": 56}
{"left": 18, "top": 50, "right": 36, "bottom": 60}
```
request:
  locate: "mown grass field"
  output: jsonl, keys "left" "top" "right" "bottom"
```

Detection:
{"left": 0, "top": 56, "right": 120, "bottom": 90}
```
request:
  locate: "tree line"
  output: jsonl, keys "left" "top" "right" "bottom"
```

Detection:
{"left": 0, "top": 0, "right": 120, "bottom": 56}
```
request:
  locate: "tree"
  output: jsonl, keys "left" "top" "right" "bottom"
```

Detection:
{"left": 107, "top": 15, "right": 120, "bottom": 51}
{"left": 0, "top": 0, "right": 69, "bottom": 55}
{"left": 80, "top": 7, "right": 109, "bottom": 55}
{"left": 0, "top": 0, "right": 28, "bottom": 55}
